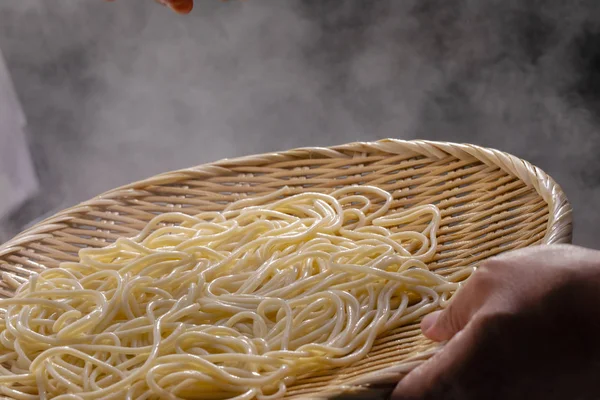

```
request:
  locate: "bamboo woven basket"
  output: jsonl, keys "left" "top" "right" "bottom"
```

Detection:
{"left": 0, "top": 139, "right": 572, "bottom": 399}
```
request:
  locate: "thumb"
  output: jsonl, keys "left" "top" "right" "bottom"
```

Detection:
{"left": 393, "top": 266, "right": 500, "bottom": 398}
{"left": 421, "top": 306, "right": 464, "bottom": 342}
{"left": 419, "top": 310, "right": 443, "bottom": 338}
{"left": 420, "top": 301, "right": 471, "bottom": 343}
{"left": 391, "top": 307, "right": 476, "bottom": 399}
{"left": 422, "top": 267, "right": 496, "bottom": 342}
{"left": 392, "top": 317, "right": 481, "bottom": 399}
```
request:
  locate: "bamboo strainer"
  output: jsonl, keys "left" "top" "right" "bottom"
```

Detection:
{"left": 0, "top": 139, "right": 572, "bottom": 399}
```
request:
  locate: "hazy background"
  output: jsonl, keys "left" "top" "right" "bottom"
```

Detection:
{"left": 0, "top": 0, "right": 599, "bottom": 248}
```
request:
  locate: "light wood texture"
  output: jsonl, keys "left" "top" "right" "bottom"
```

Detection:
{"left": 0, "top": 139, "right": 572, "bottom": 399}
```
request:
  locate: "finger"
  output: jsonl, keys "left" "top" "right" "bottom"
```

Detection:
{"left": 419, "top": 310, "right": 441, "bottom": 336}
{"left": 164, "top": 0, "right": 194, "bottom": 14}
{"left": 423, "top": 267, "right": 494, "bottom": 342}
{"left": 392, "top": 317, "right": 481, "bottom": 399}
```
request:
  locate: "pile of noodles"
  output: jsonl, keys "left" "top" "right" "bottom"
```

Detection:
{"left": 0, "top": 186, "right": 468, "bottom": 400}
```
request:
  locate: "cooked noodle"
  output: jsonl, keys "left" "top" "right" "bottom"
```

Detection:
{"left": 0, "top": 186, "right": 469, "bottom": 399}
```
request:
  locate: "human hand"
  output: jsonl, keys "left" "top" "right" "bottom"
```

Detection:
{"left": 104, "top": 0, "right": 193, "bottom": 14}
{"left": 392, "top": 244, "right": 600, "bottom": 400}
{"left": 155, "top": 0, "right": 193, "bottom": 14}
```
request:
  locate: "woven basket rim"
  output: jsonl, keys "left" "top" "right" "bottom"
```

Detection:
{"left": 0, "top": 139, "right": 573, "bottom": 255}
{"left": 0, "top": 138, "right": 573, "bottom": 398}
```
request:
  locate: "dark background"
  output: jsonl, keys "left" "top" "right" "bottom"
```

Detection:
{"left": 0, "top": 0, "right": 599, "bottom": 248}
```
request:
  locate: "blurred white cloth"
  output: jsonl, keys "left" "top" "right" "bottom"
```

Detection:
{"left": 0, "top": 48, "right": 38, "bottom": 219}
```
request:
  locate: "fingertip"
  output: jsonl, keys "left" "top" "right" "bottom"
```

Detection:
{"left": 394, "top": 305, "right": 483, "bottom": 399}
{"left": 421, "top": 310, "right": 442, "bottom": 337}
{"left": 167, "top": 0, "right": 193, "bottom": 14}
{"left": 422, "top": 310, "right": 453, "bottom": 342}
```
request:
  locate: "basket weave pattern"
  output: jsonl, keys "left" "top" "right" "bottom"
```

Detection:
{"left": 0, "top": 139, "right": 572, "bottom": 399}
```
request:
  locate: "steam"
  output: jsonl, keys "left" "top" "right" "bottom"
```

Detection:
{"left": 0, "top": 0, "right": 598, "bottom": 247}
